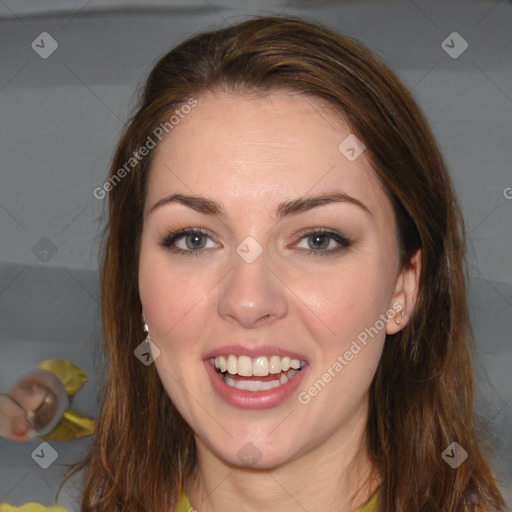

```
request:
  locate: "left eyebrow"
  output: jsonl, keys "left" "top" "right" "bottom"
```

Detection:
{"left": 148, "top": 190, "right": 372, "bottom": 219}
{"left": 275, "top": 191, "right": 372, "bottom": 219}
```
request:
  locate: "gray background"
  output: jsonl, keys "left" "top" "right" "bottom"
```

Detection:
{"left": 1, "top": 0, "right": 511, "bottom": 510}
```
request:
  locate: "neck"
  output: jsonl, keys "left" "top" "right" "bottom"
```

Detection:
{"left": 185, "top": 395, "right": 381, "bottom": 512}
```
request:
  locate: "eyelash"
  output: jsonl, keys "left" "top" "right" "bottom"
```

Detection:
{"left": 159, "top": 227, "right": 351, "bottom": 258}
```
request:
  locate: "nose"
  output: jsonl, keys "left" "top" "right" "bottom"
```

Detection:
{"left": 217, "top": 243, "right": 288, "bottom": 329}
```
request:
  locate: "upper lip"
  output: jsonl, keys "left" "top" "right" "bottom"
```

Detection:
{"left": 203, "top": 344, "right": 308, "bottom": 362}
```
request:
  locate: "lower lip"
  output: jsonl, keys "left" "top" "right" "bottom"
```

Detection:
{"left": 204, "top": 359, "right": 308, "bottom": 410}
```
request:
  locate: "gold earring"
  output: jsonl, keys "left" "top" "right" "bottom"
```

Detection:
{"left": 395, "top": 310, "right": 407, "bottom": 325}
{"left": 143, "top": 322, "right": 150, "bottom": 342}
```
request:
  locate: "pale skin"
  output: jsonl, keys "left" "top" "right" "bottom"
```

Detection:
{"left": 138, "top": 90, "right": 421, "bottom": 511}
{"left": 0, "top": 382, "right": 48, "bottom": 442}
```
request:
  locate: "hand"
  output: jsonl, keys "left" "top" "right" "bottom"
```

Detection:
{"left": 0, "top": 380, "right": 53, "bottom": 443}
{"left": 0, "top": 393, "right": 36, "bottom": 443}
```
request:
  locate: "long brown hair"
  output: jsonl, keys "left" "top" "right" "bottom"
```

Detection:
{"left": 58, "top": 14, "right": 506, "bottom": 511}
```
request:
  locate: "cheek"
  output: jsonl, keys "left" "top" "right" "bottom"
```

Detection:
{"left": 293, "top": 267, "right": 388, "bottom": 421}
{"left": 138, "top": 244, "right": 215, "bottom": 341}
{"left": 138, "top": 244, "right": 179, "bottom": 329}
{"left": 292, "top": 261, "right": 391, "bottom": 350}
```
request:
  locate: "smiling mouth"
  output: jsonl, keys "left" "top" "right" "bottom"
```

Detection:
{"left": 210, "top": 355, "right": 306, "bottom": 392}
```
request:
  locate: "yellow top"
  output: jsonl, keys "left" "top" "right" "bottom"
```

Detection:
{"left": 0, "top": 506, "right": 67, "bottom": 512}
{"left": 0, "top": 488, "right": 379, "bottom": 511}
{"left": 176, "top": 488, "right": 379, "bottom": 511}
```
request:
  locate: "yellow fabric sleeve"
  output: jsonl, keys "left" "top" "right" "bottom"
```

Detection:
{"left": 0, "top": 505, "right": 67, "bottom": 512}
{"left": 176, "top": 489, "right": 194, "bottom": 512}
{"left": 358, "top": 491, "right": 379, "bottom": 511}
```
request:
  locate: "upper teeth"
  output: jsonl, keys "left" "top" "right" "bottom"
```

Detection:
{"left": 214, "top": 355, "right": 305, "bottom": 377}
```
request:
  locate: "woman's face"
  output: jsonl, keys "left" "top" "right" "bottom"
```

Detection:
{"left": 138, "top": 90, "right": 417, "bottom": 469}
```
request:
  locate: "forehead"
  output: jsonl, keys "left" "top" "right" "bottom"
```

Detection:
{"left": 146, "top": 89, "right": 391, "bottom": 222}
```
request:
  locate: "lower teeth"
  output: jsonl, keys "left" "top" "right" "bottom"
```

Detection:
{"left": 221, "top": 369, "right": 301, "bottom": 391}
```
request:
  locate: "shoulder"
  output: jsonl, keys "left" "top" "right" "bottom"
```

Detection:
{"left": 356, "top": 490, "right": 379, "bottom": 512}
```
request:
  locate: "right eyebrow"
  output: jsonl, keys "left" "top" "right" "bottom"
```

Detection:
{"left": 148, "top": 193, "right": 225, "bottom": 217}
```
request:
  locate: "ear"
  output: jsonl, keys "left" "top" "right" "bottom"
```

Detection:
{"left": 386, "top": 248, "right": 421, "bottom": 335}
